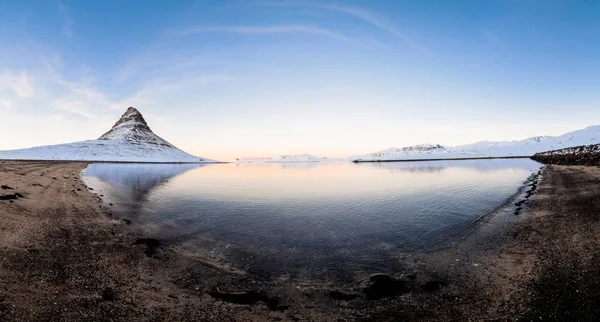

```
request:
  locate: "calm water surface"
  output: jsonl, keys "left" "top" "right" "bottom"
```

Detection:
{"left": 82, "top": 159, "right": 541, "bottom": 279}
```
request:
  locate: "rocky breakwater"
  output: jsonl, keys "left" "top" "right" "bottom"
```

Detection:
{"left": 531, "top": 143, "right": 600, "bottom": 166}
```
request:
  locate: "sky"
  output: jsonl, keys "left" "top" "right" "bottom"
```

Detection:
{"left": 1, "top": 0, "right": 600, "bottom": 160}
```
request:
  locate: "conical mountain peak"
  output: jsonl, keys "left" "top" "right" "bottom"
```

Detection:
{"left": 98, "top": 107, "right": 175, "bottom": 147}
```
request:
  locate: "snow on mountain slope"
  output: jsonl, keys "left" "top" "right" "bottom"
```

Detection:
{"left": 99, "top": 107, "right": 175, "bottom": 147}
{"left": 0, "top": 107, "right": 214, "bottom": 163}
{"left": 235, "top": 154, "right": 331, "bottom": 163}
{"left": 352, "top": 125, "right": 600, "bottom": 161}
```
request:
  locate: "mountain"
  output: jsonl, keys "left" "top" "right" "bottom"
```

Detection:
{"left": 351, "top": 125, "right": 600, "bottom": 161}
{"left": 0, "top": 107, "right": 214, "bottom": 163}
{"left": 235, "top": 154, "right": 331, "bottom": 163}
{"left": 98, "top": 107, "right": 175, "bottom": 147}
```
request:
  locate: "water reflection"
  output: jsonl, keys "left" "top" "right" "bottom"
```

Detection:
{"left": 84, "top": 163, "right": 203, "bottom": 201}
{"left": 362, "top": 158, "right": 540, "bottom": 173}
{"left": 82, "top": 160, "right": 541, "bottom": 279}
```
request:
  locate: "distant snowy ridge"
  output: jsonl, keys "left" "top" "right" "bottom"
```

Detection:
{"left": 0, "top": 107, "right": 214, "bottom": 163}
{"left": 351, "top": 125, "right": 600, "bottom": 161}
{"left": 236, "top": 154, "right": 330, "bottom": 163}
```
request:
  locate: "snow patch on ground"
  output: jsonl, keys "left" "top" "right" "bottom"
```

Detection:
{"left": 0, "top": 140, "right": 214, "bottom": 163}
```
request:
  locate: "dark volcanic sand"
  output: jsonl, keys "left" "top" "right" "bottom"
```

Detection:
{"left": 1, "top": 161, "right": 600, "bottom": 321}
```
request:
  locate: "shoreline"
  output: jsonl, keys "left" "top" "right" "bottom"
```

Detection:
{"left": 352, "top": 156, "right": 532, "bottom": 163}
{"left": 0, "top": 159, "right": 228, "bottom": 164}
{"left": 422, "top": 166, "right": 543, "bottom": 255}
{"left": 2, "top": 160, "right": 600, "bottom": 320}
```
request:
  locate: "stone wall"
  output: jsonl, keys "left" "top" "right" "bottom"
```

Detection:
{"left": 531, "top": 144, "right": 600, "bottom": 166}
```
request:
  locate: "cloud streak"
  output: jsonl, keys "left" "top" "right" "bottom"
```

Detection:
{"left": 257, "top": 1, "right": 432, "bottom": 55}
{"left": 57, "top": 2, "right": 73, "bottom": 37}
{"left": 177, "top": 25, "right": 351, "bottom": 41}
{"left": 0, "top": 72, "right": 35, "bottom": 98}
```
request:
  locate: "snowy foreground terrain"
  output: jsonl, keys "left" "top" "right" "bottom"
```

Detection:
{"left": 350, "top": 125, "right": 600, "bottom": 161}
{"left": 0, "top": 107, "right": 213, "bottom": 163}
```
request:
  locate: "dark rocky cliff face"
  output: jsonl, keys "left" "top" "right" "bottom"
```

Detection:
{"left": 532, "top": 144, "right": 600, "bottom": 166}
{"left": 107, "top": 107, "right": 152, "bottom": 133}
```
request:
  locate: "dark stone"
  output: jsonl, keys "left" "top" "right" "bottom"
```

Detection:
{"left": 405, "top": 273, "right": 417, "bottom": 280}
{"left": 0, "top": 193, "right": 22, "bottom": 200}
{"left": 134, "top": 238, "right": 161, "bottom": 257}
{"left": 101, "top": 287, "right": 115, "bottom": 301}
{"left": 122, "top": 219, "right": 132, "bottom": 225}
{"left": 1, "top": 185, "right": 14, "bottom": 190}
{"left": 329, "top": 290, "right": 359, "bottom": 301}
{"left": 421, "top": 280, "right": 446, "bottom": 292}
{"left": 362, "top": 273, "right": 412, "bottom": 300}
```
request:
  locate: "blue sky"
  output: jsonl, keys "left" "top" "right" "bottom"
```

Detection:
{"left": 1, "top": 0, "right": 599, "bottom": 160}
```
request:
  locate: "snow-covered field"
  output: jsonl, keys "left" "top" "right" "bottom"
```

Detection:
{"left": 350, "top": 125, "right": 600, "bottom": 161}
{"left": 0, "top": 140, "right": 213, "bottom": 163}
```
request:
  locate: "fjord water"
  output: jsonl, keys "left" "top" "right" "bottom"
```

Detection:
{"left": 83, "top": 159, "right": 541, "bottom": 279}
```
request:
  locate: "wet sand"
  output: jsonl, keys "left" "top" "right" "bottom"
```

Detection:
{"left": 1, "top": 161, "right": 600, "bottom": 321}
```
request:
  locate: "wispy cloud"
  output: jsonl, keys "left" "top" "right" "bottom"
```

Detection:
{"left": 257, "top": 1, "right": 432, "bottom": 55}
{"left": 117, "top": 74, "right": 234, "bottom": 108}
{"left": 177, "top": 25, "right": 351, "bottom": 41}
{"left": 0, "top": 72, "right": 35, "bottom": 98}
{"left": 57, "top": 2, "right": 73, "bottom": 37}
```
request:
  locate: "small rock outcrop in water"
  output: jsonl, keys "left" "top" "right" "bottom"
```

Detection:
{"left": 531, "top": 144, "right": 600, "bottom": 166}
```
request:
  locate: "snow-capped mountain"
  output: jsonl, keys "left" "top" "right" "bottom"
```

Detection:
{"left": 235, "top": 154, "right": 330, "bottom": 163}
{"left": 0, "top": 107, "right": 214, "bottom": 163}
{"left": 352, "top": 125, "right": 600, "bottom": 161}
{"left": 98, "top": 107, "right": 176, "bottom": 147}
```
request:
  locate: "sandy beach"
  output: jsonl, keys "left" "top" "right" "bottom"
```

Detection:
{"left": 1, "top": 161, "right": 600, "bottom": 321}
{"left": 0, "top": 161, "right": 265, "bottom": 321}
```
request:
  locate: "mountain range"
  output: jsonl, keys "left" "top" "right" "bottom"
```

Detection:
{"left": 0, "top": 107, "right": 598, "bottom": 163}
{"left": 350, "top": 125, "right": 600, "bottom": 161}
